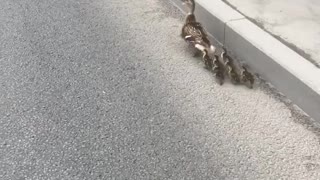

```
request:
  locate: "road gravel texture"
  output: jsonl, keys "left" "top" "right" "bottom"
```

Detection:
{"left": 0, "top": 0, "right": 320, "bottom": 179}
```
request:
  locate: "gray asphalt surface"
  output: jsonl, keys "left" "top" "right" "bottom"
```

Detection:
{"left": 1, "top": 0, "right": 320, "bottom": 179}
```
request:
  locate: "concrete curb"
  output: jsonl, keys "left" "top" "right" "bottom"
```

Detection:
{"left": 169, "top": 0, "right": 320, "bottom": 122}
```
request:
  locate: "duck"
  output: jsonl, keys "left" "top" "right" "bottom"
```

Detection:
{"left": 181, "top": 0, "right": 197, "bottom": 38}
{"left": 181, "top": 0, "right": 216, "bottom": 55}
{"left": 220, "top": 47, "right": 241, "bottom": 84}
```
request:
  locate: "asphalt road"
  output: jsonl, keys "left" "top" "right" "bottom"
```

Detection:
{"left": 1, "top": 0, "right": 320, "bottom": 179}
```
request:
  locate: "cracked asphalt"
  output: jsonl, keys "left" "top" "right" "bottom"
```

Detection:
{"left": 0, "top": 0, "right": 320, "bottom": 179}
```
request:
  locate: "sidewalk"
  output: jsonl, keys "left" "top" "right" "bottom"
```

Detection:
{"left": 169, "top": 0, "right": 320, "bottom": 122}
{"left": 224, "top": 0, "right": 320, "bottom": 68}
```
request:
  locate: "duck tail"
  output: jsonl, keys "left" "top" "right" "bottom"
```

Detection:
{"left": 182, "top": 0, "right": 195, "bottom": 15}
{"left": 190, "top": 0, "right": 195, "bottom": 14}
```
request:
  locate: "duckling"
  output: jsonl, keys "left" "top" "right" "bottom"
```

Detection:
{"left": 195, "top": 44, "right": 224, "bottom": 85}
{"left": 240, "top": 66, "right": 255, "bottom": 89}
{"left": 195, "top": 44, "right": 213, "bottom": 69}
{"left": 213, "top": 55, "right": 225, "bottom": 85}
{"left": 181, "top": 0, "right": 216, "bottom": 55}
{"left": 220, "top": 47, "right": 240, "bottom": 84}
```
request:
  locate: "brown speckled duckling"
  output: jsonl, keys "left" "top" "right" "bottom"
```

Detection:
{"left": 220, "top": 48, "right": 241, "bottom": 84}
{"left": 240, "top": 66, "right": 255, "bottom": 89}
{"left": 196, "top": 44, "right": 224, "bottom": 85}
